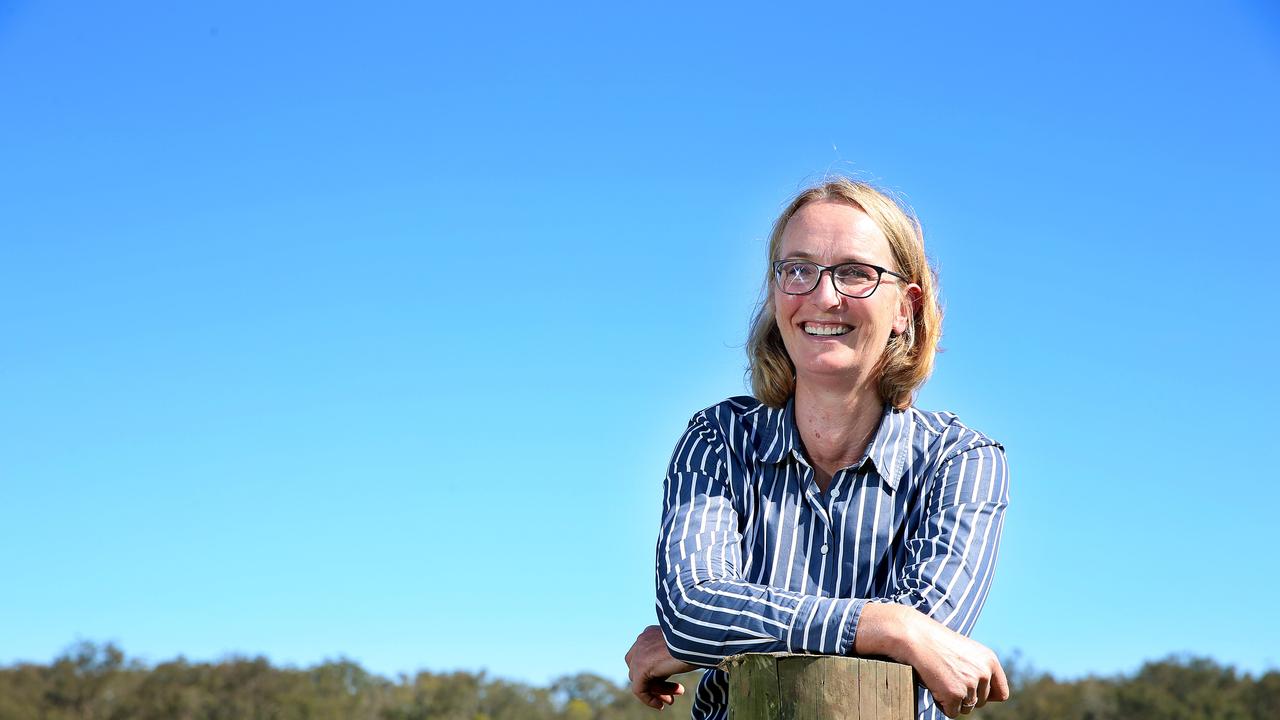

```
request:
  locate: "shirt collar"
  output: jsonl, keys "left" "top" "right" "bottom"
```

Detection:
{"left": 756, "top": 396, "right": 910, "bottom": 491}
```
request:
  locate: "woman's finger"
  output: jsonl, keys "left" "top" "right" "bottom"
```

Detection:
{"left": 990, "top": 660, "right": 1011, "bottom": 701}
{"left": 934, "top": 692, "right": 959, "bottom": 719}
{"left": 974, "top": 675, "right": 990, "bottom": 708}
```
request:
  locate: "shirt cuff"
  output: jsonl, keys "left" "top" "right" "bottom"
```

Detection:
{"left": 787, "top": 595, "right": 869, "bottom": 656}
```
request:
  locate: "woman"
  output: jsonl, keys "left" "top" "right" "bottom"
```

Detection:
{"left": 624, "top": 178, "right": 1010, "bottom": 720}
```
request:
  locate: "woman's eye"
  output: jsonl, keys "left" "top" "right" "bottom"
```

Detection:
{"left": 836, "top": 265, "right": 875, "bottom": 282}
{"left": 786, "top": 263, "right": 816, "bottom": 278}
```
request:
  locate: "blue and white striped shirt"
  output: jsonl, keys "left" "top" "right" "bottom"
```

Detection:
{"left": 655, "top": 396, "right": 1009, "bottom": 720}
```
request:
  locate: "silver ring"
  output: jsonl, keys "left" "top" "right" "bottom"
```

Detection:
{"left": 961, "top": 700, "right": 977, "bottom": 710}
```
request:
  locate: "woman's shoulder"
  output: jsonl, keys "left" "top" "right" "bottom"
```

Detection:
{"left": 901, "top": 405, "right": 1004, "bottom": 462}
{"left": 686, "top": 395, "right": 777, "bottom": 431}
{"left": 675, "top": 396, "right": 786, "bottom": 463}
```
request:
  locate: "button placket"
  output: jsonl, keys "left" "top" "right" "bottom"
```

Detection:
{"left": 799, "top": 464, "right": 835, "bottom": 531}
{"left": 821, "top": 472, "right": 840, "bottom": 563}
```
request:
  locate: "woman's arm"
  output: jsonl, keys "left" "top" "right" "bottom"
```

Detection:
{"left": 883, "top": 440, "right": 1009, "bottom": 635}
{"left": 655, "top": 415, "right": 871, "bottom": 664}
{"left": 858, "top": 439, "right": 1011, "bottom": 717}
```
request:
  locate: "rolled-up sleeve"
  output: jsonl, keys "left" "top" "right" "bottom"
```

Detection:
{"left": 654, "top": 415, "right": 868, "bottom": 665}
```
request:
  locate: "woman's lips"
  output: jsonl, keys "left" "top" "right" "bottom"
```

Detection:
{"left": 801, "top": 321, "right": 852, "bottom": 337}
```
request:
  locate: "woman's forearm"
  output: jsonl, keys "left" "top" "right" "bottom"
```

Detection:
{"left": 853, "top": 602, "right": 914, "bottom": 660}
{"left": 854, "top": 602, "right": 1009, "bottom": 718}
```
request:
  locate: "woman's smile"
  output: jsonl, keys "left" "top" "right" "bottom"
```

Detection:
{"left": 801, "top": 321, "right": 853, "bottom": 337}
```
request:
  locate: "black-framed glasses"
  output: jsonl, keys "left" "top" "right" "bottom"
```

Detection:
{"left": 772, "top": 260, "right": 908, "bottom": 299}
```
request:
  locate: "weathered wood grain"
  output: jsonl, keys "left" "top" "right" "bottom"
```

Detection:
{"left": 722, "top": 654, "right": 914, "bottom": 719}
{"left": 724, "top": 654, "right": 782, "bottom": 720}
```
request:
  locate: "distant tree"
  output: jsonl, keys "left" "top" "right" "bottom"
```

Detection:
{"left": 119, "top": 657, "right": 201, "bottom": 720}
{"left": 380, "top": 670, "right": 484, "bottom": 720}
{"left": 478, "top": 678, "right": 556, "bottom": 720}
{"left": 552, "top": 673, "right": 619, "bottom": 714}
{"left": 300, "top": 659, "right": 389, "bottom": 720}
{"left": 42, "top": 641, "right": 132, "bottom": 720}
{"left": 0, "top": 663, "right": 48, "bottom": 720}
{"left": 1242, "top": 670, "right": 1280, "bottom": 720}
{"left": 1116, "top": 656, "right": 1250, "bottom": 720}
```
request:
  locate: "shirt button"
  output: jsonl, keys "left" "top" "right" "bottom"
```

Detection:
{"left": 820, "top": 544, "right": 829, "bottom": 555}
{"left": 830, "top": 488, "right": 840, "bottom": 498}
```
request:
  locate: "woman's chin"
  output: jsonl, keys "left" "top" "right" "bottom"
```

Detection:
{"left": 795, "top": 360, "right": 864, "bottom": 384}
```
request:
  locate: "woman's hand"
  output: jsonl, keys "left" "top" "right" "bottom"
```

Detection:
{"left": 901, "top": 615, "right": 1009, "bottom": 718}
{"left": 624, "top": 625, "right": 697, "bottom": 710}
{"left": 856, "top": 604, "right": 1009, "bottom": 718}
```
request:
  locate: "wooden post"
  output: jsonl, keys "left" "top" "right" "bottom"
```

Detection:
{"left": 721, "top": 653, "right": 915, "bottom": 719}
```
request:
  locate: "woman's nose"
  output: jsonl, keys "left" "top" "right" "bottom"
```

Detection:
{"left": 809, "top": 270, "right": 843, "bottom": 308}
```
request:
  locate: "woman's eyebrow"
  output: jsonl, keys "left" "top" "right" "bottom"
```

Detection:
{"left": 781, "top": 251, "right": 875, "bottom": 264}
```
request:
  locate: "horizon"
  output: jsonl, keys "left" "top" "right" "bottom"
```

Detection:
{"left": 5, "top": 638, "right": 1274, "bottom": 688}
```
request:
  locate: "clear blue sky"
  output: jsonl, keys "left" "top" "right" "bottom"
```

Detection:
{"left": 2, "top": 0, "right": 1278, "bottom": 688}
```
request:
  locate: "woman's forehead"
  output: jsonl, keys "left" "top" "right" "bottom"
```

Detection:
{"left": 779, "top": 200, "right": 890, "bottom": 261}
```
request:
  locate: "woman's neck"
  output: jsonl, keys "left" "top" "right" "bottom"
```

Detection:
{"left": 793, "top": 378, "right": 883, "bottom": 490}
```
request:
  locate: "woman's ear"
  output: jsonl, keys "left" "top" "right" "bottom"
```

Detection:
{"left": 894, "top": 284, "right": 923, "bottom": 336}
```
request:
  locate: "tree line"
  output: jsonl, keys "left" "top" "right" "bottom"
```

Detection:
{"left": 0, "top": 641, "right": 1275, "bottom": 720}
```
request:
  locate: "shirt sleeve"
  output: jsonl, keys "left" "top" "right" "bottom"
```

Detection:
{"left": 878, "top": 437, "right": 1010, "bottom": 637}
{"left": 654, "top": 413, "right": 869, "bottom": 666}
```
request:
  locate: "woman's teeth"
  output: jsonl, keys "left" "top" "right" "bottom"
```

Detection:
{"left": 803, "top": 323, "right": 852, "bottom": 336}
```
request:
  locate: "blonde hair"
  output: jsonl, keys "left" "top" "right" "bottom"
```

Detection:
{"left": 747, "top": 178, "right": 943, "bottom": 410}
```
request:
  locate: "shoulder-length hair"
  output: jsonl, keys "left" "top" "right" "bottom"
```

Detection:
{"left": 747, "top": 178, "right": 943, "bottom": 410}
